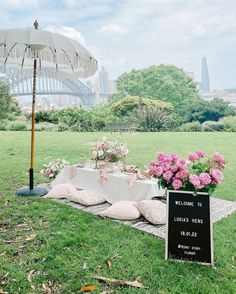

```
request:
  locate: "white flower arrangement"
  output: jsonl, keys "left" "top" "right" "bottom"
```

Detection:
{"left": 40, "top": 158, "right": 70, "bottom": 179}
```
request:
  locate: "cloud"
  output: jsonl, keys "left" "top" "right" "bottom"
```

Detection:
{"left": 45, "top": 26, "right": 86, "bottom": 46}
{"left": 99, "top": 23, "right": 127, "bottom": 36}
{"left": 0, "top": 0, "right": 236, "bottom": 88}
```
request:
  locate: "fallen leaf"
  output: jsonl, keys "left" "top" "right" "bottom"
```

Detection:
{"left": 91, "top": 275, "right": 147, "bottom": 289}
{"left": 0, "top": 273, "right": 9, "bottom": 285}
{"left": 0, "top": 289, "right": 8, "bottom": 294}
{"left": 0, "top": 252, "right": 6, "bottom": 257}
{"left": 80, "top": 243, "right": 89, "bottom": 249}
{"left": 4, "top": 201, "right": 10, "bottom": 207}
{"left": 111, "top": 254, "right": 122, "bottom": 260}
{"left": 80, "top": 285, "right": 97, "bottom": 292}
{"left": 27, "top": 270, "right": 35, "bottom": 283}
{"left": 3, "top": 239, "right": 22, "bottom": 244}
{"left": 25, "top": 234, "right": 36, "bottom": 241}
{"left": 107, "top": 260, "right": 112, "bottom": 269}
{"left": 16, "top": 223, "right": 28, "bottom": 227}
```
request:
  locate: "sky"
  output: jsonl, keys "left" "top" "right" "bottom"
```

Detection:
{"left": 0, "top": 0, "right": 236, "bottom": 90}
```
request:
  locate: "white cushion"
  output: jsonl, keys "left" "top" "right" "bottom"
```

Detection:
{"left": 44, "top": 183, "right": 77, "bottom": 199}
{"left": 136, "top": 200, "right": 166, "bottom": 224}
{"left": 101, "top": 201, "right": 141, "bottom": 220}
{"left": 68, "top": 189, "right": 106, "bottom": 206}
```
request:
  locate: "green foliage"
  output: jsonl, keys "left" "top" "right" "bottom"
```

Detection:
{"left": 33, "top": 110, "right": 57, "bottom": 123}
{"left": 115, "top": 65, "right": 200, "bottom": 114}
{"left": 202, "top": 121, "right": 225, "bottom": 132}
{"left": 111, "top": 95, "right": 173, "bottom": 117}
{"left": 220, "top": 116, "right": 236, "bottom": 132}
{"left": 178, "top": 121, "right": 202, "bottom": 132}
{"left": 0, "top": 120, "right": 7, "bottom": 130}
{"left": 7, "top": 122, "right": 28, "bottom": 131}
{"left": 0, "top": 80, "right": 21, "bottom": 120}
{"left": 131, "top": 106, "right": 175, "bottom": 131}
{"left": 107, "top": 92, "right": 124, "bottom": 104}
{"left": 183, "top": 98, "right": 236, "bottom": 123}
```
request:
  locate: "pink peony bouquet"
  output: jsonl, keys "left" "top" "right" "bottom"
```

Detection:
{"left": 148, "top": 151, "right": 226, "bottom": 195}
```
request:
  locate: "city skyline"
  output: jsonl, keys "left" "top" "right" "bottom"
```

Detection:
{"left": 0, "top": 1, "right": 236, "bottom": 90}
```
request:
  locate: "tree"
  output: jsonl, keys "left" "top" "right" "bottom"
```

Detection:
{"left": 115, "top": 65, "right": 200, "bottom": 116}
{"left": 111, "top": 95, "right": 173, "bottom": 117}
{"left": 182, "top": 98, "right": 236, "bottom": 123}
{"left": 0, "top": 80, "right": 21, "bottom": 120}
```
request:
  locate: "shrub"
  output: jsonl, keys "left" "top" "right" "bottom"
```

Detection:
{"left": 202, "top": 121, "right": 224, "bottom": 132}
{"left": 56, "top": 122, "right": 69, "bottom": 132}
{"left": 0, "top": 120, "right": 7, "bottom": 130}
{"left": 220, "top": 116, "right": 236, "bottom": 132}
{"left": 131, "top": 106, "right": 174, "bottom": 131}
{"left": 178, "top": 121, "right": 202, "bottom": 132}
{"left": 28, "top": 122, "right": 58, "bottom": 132}
{"left": 7, "top": 122, "right": 28, "bottom": 131}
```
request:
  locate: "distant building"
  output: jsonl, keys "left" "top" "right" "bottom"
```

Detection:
{"left": 99, "top": 66, "right": 110, "bottom": 94}
{"left": 201, "top": 57, "right": 210, "bottom": 92}
{"left": 201, "top": 90, "right": 236, "bottom": 107}
{"left": 109, "top": 79, "right": 117, "bottom": 94}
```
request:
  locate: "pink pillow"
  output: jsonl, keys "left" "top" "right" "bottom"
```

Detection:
{"left": 44, "top": 183, "right": 77, "bottom": 199}
{"left": 68, "top": 189, "right": 106, "bottom": 206}
{"left": 101, "top": 201, "right": 141, "bottom": 220}
{"left": 136, "top": 200, "right": 166, "bottom": 224}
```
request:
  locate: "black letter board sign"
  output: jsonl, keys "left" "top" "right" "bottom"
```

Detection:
{"left": 165, "top": 190, "right": 213, "bottom": 265}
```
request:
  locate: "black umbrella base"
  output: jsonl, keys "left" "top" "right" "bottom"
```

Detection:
{"left": 16, "top": 186, "right": 48, "bottom": 197}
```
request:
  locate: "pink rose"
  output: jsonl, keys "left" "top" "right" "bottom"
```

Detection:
{"left": 176, "top": 159, "right": 186, "bottom": 168}
{"left": 163, "top": 171, "right": 173, "bottom": 182}
{"left": 148, "top": 162, "right": 158, "bottom": 176}
{"left": 170, "top": 154, "right": 178, "bottom": 162}
{"left": 189, "top": 175, "right": 204, "bottom": 189}
{"left": 213, "top": 152, "right": 225, "bottom": 169}
{"left": 155, "top": 166, "right": 163, "bottom": 176}
{"left": 45, "top": 168, "right": 51, "bottom": 176}
{"left": 196, "top": 150, "right": 205, "bottom": 158}
{"left": 210, "top": 168, "right": 224, "bottom": 184}
{"left": 179, "top": 170, "right": 188, "bottom": 179}
{"left": 163, "top": 163, "right": 171, "bottom": 171}
{"left": 188, "top": 152, "right": 199, "bottom": 162}
{"left": 173, "top": 178, "right": 182, "bottom": 190}
{"left": 199, "top": 173, "right": 211, "bottom": 185}
{"left": 171, "top": 165, "right": 179, "bottom": 173}
{"left": 175, "top": 172, "right": 181, "bottom": 179}
{"left": 214, "top": 152, "right": 224, "bottom": 162}
{"left": 157, "top": 152, "right": 166, "bottom": 162}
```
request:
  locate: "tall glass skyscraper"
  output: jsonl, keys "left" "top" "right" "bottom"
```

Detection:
{"left": 201, "top": 57, "right": 210, "bottom": 92}
{"left": 99, "top": 66, "right": 110, "bottom": 93}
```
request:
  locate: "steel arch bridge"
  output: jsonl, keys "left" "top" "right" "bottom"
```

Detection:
{"left": 1, "top": 70, "right": 95, "bottom": 106}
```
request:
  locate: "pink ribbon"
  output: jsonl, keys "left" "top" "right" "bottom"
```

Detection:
{"left": 128, "top": 173, "right": 138, "bottom": 187}
{"left": 69, "top": 165, "right": 77, "bottom": 179}
{"left": 98, "top": 170, "right": 108, "bottom": 186}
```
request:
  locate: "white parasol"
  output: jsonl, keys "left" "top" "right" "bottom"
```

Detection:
{"left": 0, "top": 21, "right": 98, "bottom": 196}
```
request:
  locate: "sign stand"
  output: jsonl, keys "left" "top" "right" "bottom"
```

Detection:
{"left": 165, "top": 190, "right": 214, "bottom": 266}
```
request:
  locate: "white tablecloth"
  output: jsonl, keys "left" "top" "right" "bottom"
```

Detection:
{"left": 52, "top": 166, "right": 164, "bottom": 204}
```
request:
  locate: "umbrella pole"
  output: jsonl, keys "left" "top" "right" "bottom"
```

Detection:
{"left": 29, "top": 59, "right": 37, "bottom": 190}
{"left": 16, "top": 58, "right": 47, "bottom": 196}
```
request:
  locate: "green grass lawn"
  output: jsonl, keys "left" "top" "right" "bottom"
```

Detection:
{"left": 0, "top": 131, "right": 235, "bottom": 294}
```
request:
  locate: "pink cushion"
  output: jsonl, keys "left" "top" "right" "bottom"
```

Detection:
{"left": 136, "top": 200, "right": 166, "bottom": 224}
{"left": 68, "top": 189, "right": 106, "bottom": 206}
{"left": 44, "top": 183, "right": 77, "bottom": 199}
{"left": 101, "top": 201, "right": 141, "bottom": 220}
